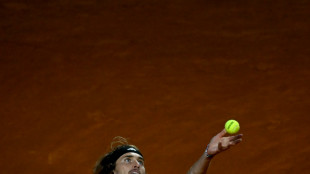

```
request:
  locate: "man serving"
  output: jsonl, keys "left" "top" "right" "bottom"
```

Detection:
{"left": 94, "top": 129, "right": 243, "bottom": 174}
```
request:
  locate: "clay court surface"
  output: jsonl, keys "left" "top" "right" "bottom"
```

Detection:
{"left": 1, "top": 0, "right": 310, "bottom": 173}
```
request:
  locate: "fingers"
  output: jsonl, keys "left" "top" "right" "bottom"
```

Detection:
{"left": 228, "top": 134, "right": 243, "bottom": 145}
{"left": 217, "top": 128, "right": 227, "bottom": 138}
{"left": 229, "top": 138, "right": 242, "bottom": 145}
{"left": 229, "top": 134, "right": 243, "bottom": 141}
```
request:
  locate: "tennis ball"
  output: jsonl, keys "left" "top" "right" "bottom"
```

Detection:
{"left": 225, "top": 120, "right": 240, "bottom": 134}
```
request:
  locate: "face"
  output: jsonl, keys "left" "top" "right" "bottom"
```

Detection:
{"left": 113, "top": 152, "right": 145, "bottom": 174}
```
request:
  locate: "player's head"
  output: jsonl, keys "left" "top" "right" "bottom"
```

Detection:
{"left": 93, "top": 137, "right": 145, "bottom": 174}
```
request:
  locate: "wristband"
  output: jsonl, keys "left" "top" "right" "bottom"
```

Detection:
{"left": 204, "top": 144, "right": 214, "bottom": 159}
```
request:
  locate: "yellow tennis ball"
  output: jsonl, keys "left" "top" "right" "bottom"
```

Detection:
{"left": 225, "top": 120, "right": 240, "bottom": 134}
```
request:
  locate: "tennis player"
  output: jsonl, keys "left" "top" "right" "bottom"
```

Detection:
{"left": 94, "top": 129, "right": 242, "bottom": 174}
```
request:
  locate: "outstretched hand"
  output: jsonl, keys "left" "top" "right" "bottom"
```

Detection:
{"left": 207, "top": 129, "right": 243, "bottom": 156}
{"left": 186, "top": 129, "right": 243, "bottom": 174}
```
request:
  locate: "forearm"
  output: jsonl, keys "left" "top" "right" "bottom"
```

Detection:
{"left": 187, "top": 129, "right": 243, "bottom": 174}
{"left": 187, "top": 153, "right": 212, "bottom": 174}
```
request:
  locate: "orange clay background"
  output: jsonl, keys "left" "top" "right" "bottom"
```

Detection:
{"left": 1, "top": 0, "right": 310, "bottom": 174}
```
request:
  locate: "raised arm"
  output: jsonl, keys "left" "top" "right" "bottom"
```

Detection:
{"left": 187, "top": 129, "right": 243, "bottom": 174}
